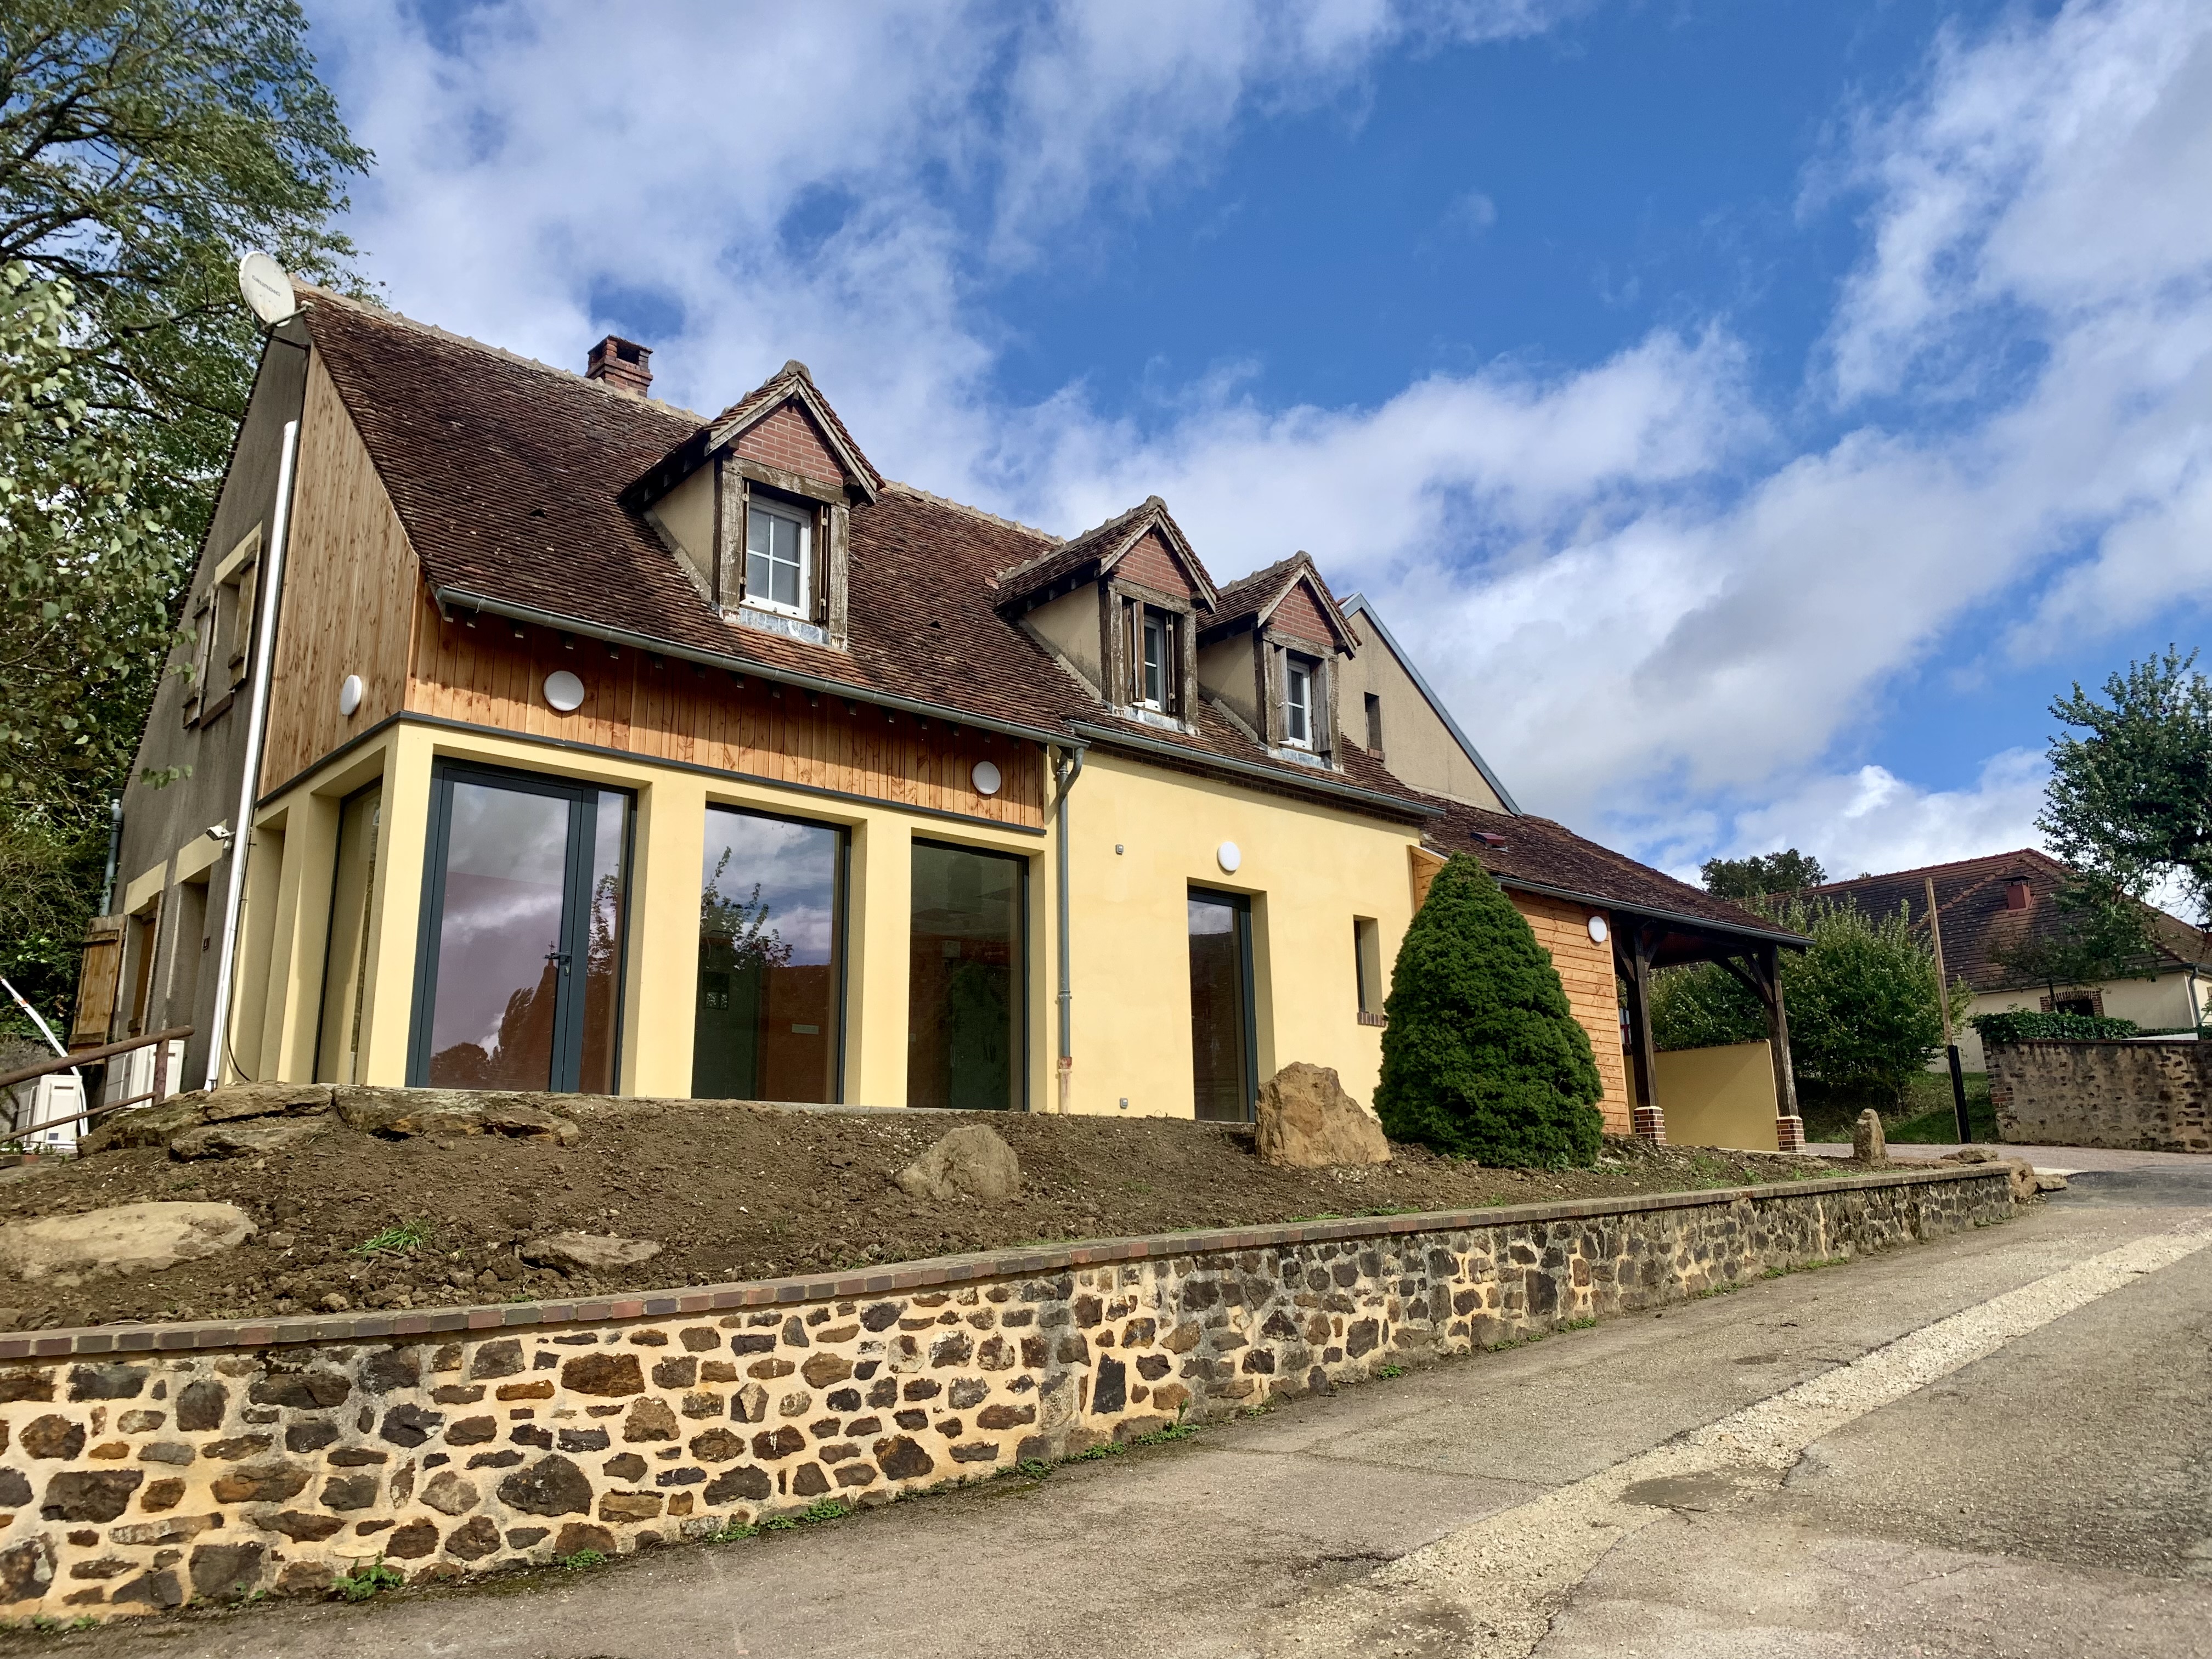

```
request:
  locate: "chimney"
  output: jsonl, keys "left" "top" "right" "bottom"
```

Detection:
{"left": 586, "top": 335, "right": 652, "bottom": 397}
{"left": 2005, "top": 876, "right": 2032, "bottom": 911}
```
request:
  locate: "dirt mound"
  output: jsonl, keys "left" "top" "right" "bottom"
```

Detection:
{"left": 0, "top": 1098, "right": 1837, "bottom": 1331}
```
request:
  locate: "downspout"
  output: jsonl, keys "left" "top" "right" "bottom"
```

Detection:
{"left": 203, "top": 417, "right": 301, "bottom": 1089}
{"left": 1051, "top": 744, "right": 1086, "bottom": 1114}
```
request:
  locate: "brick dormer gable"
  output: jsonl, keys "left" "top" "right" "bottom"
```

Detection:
{"left": 992, "top": 495, "right": 1219, "bottom": 616}
{"left": 1199, "top": 552, "right": 1357, "bottom": 655}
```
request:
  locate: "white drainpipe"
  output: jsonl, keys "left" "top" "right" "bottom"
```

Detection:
{"left": 204, "top": 417, "right": 300, "bottom": 1089}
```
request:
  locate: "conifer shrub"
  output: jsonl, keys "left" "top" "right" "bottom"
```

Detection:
{"left": 1374, "top": 854, "right": 1605, "bottom": 1166}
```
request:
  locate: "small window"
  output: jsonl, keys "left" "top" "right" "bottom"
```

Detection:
{"left": 745, "top": 499, "right": 812, "bottom": 617}
{"left": 1353, "top": 917, "right": 1383, "bottom": 1014}
{"left": 1364, "top": 692, "right": 1384, "bottom": 754}
{"left": 1283, "top": 656, "right": 1314, "bottom": 748}
{"left": 1142, "top": 612, "right": 1166, "bottom": 709}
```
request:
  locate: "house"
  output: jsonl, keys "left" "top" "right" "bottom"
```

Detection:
{"left": 1812, "top": 849, "right": 2209, "bottom": 1069}
{"left": 81, "top": 289, "right": 1799, "bottom": 1146}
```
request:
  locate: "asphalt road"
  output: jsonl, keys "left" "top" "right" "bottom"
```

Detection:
{"left": 24, "top": 1164, "right": 2212, "bottom": 1659}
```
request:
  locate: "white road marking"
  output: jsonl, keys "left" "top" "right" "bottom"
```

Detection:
{"left": 1263, "top": 1216, "right": 2212, "bottom": 1659}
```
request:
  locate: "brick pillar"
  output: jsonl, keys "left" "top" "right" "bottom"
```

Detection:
{"left": 1632, "top": 1104, "right": 1666, "bottom": 1143}
{"left": 1774, "top": 1114, "right": 1805, "bottom": 1153}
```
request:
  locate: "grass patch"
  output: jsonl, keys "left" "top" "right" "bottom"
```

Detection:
{"left": 351, "top": 1218, "right": 432, "bottom": 1256}
{"left": 1374, "top": 1363, "right": 1406, "bottom": 1379}
{"left": 1126, "top": 1420, "right": 1198, "bottom": 1447}
{"left": 1559, "top": 1316, "right": 1598, "bottom": 1331}
{"left": 558, "top": 1548, "right": 607, "bottom": 1570}
{"left": 1800, "top": 1071, "right": 1997, "bottom": 1144}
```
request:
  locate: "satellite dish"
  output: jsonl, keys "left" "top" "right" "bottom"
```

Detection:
{"left": 237, "top": 251, "right": 297, "bottom": 328}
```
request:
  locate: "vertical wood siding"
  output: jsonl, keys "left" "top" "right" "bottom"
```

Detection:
{"left": 403, "top": 591, "right": 1046, "bottom": 828}
{"left": 1511, "top": 891, "right": 1632, "bottom": 1135}
{"left": 259, "top": 354, "right": 421, "bottom": 796}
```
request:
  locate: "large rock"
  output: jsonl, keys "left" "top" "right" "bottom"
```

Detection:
{"left": 334, "top": 1088, "right": 580, "bottom": 1146}
{"left": 196, "top": 1084, "right": 331, "bottom": 1124}
{"left": 1255, "top": 1063, "right": 1390, "bottom": 1169}
{"left": 75, "top": 1099, "right": 202, "bottom": 1156}
{"left": 519, "top": 1233, "right": 661, "bottom": 1273}
{"left": 1852, "top": 1109, "right": 1887, "bottom": 1164}
{"left": 894, "top": 1125, "right": 1020, "bottom": 1202}
{"left": 168, "top": 1116, "right": 327, "bottom": 1161}
{"left": 0, "top": 1202, "right": 254, "bottom": 1284}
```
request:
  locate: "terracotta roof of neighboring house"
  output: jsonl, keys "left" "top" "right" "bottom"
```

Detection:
{"left": 1200, "top": 551, "right": 1357, "bottom": 650}
{"left": 296, "top": 292, "right": 1430, "bottom": 819}
{"left": 1809, "top": 849, "right": 2206, "bottom": 992}
{"left": 1424, "top": 798, "right": 1798, "bottom": 947}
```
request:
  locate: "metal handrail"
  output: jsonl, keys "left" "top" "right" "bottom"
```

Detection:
{"left": 1, "top": 1027, "right": 192, "bottom": 1143}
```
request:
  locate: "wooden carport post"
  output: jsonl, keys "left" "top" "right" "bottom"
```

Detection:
{"left": 1758, "top": 941, "right": 1804, "bottom": 1152}
{"left": 1616, "top": 922, "right": 1665, "bottom": 1142}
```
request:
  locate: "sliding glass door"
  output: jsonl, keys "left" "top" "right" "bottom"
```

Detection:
{"left": 693, "top": 806, "right": 846, "bottom": 1103}
{"left": 909, "top": 840, "right": 1025, "bottom": 1110}
{"left": 410, "top": 763, "right": 630, "bottom": 1093}
{"left": 1188, "top": 888, "right": 1255, "bottom": 1122}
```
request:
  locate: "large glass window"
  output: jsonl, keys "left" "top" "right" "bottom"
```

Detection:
{"left": 694, "top": 807, "right": 845, "bottom": 1103}
{"left": 410, "top": 765, "right": 630, "bottom": 1093}
{"left": 746, "top": 499, "right": 811, "bottom": 616}
{"left": 909, "top": 841, "right": 1025, "bottom": 1111}
{"left": 1188, "top": 888, "right": 1255, "bottom": 1122}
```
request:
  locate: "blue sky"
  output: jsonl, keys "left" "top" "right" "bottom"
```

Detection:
{"left": 305, "top": 0, "right": 2212, "bottom": 881}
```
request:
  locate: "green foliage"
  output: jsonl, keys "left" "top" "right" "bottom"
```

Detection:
{"left": 558, "top": 1548, "right": 607, "bottom": 1570}
{"left": 1967, "top": 1010, "right": 2141, "bottom": 1045}
{"left": 330, "top": 1556, "right": 402, "bottom": 1602}
{"left": 351, "top": 1218, "right": 431, "bottom": 1255}
{"left": 1700, "top": 848, "right": 1826, "bottom": 901}
{"left": 1374, "top": 854, "right": 1604, "bottom": 1166}
{"left": 0, "top": 2, "right": 366, "bottom": 1035}
{"left": 1650, "top": 899, "right": 1969, "bottom": 1105}
{"left": 2041, "top": 648, "right": 2212, "bottom": 925}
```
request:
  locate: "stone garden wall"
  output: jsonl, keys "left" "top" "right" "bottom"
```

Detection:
{"left": 1987, "top": 1039, "right": 2212, "bottom": 1153}
{"left": 0, "top": 1166, "right": 2011, "bottom": 1622}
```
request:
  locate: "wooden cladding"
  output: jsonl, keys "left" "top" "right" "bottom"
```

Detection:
{"left": 259, "top": 355, "right": 420, "bottom": 795}
{"left": 1511, "top": 890, "right": 1631, "bottom": 1135}
{"left": 403, "top": 589, "right": 1046, "bottom": 828}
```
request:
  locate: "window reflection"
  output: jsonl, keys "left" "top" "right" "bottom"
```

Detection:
{"left": 694, "top": 807, "right": 844, "bottom": 1103}
{"left": 909, "top": 842, "right": 1024, "bottom": 1111}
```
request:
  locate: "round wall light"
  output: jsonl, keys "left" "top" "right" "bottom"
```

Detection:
{"left": 1587, "top": 915, "right": 1610, "bottom": 944}
{"left": 1217, "top": 840, "right": 1242, "bottom": 874}
{"left": 337, "top": 674, "right": 363, "bottom": 718}
{"left": 972, "top": 759, "right": 1002, "bottom": 797}
{"left": 543, "top": 670, "right": 586, "bottom": 713}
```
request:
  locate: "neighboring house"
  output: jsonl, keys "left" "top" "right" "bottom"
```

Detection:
{"left": 1812, "top": 850, "right": 2209, "bottom": 1069}
{"left": 83, "top": 289, "right": 1795, "bottom": 1143}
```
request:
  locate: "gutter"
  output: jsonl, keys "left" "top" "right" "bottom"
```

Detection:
{"left": 1050, "top": 746, "right": 1086, "bottom": 1114}
{"left": 432, "top": 586, "right": 1074, "bottom": 752}
{"left": 1066, "top": 720, "right": 1443, "bottom": 822}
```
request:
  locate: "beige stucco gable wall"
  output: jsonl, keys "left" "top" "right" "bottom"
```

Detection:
{"left": 1340, "top": 611, "right": 1505, "bottom": 811}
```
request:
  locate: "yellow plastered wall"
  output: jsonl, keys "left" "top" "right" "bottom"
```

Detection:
{"left": 1652, "top": 1040, "right": 1780, "bottom": 1152}
{"left": 1064, "top": 752, "right": 1417, "bottom": 1116}
{"left": 235, "top": 721, "right": 1054, "bottom": 1108}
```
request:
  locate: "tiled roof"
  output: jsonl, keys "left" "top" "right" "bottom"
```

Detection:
{"left": 295, "top": 293, "right": 1429, "bottom": 816}
{"left": 1810, "top": 850, "right": 2206, "bottom": 991}
{"left": 995, "top": 495, "right": 1216, "bottom": 610}
{"left": 1425, "top": 798, "right": 1797, "bottom": 943}
{"left": 1201, "top": 551, "right": 1354, "bottom": 648}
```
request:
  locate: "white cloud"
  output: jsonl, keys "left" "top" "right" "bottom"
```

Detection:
{"left": 301, "top": 0, "right": 2212, "bottom": 878}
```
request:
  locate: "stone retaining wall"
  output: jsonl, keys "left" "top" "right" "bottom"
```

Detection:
{"left": 1987, "top": 1039, "right": 2212, "bottom": 1153}
{"left": 0, "top": 1167, "right": 2011, "bottom": 1621}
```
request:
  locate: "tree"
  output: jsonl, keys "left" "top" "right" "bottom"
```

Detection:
{"left": 1700, "top": 848, "right": 1826, "bottom": 901}
{"left": 2040, "top": 648, "right": 2212, "bottom": 926}
{"left": 0, "top": 2, "right": 367, "bottom": 1034}
{"left": 1650, "top": 899, "right": 1970, "bottom": 1106}
{"left": 1374, "top": 855, "right": 1605, "bottom": 1165}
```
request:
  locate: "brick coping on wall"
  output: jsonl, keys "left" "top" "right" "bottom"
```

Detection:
{"left": 0, "top": 1165, "right": 1988, "bottom": 1363}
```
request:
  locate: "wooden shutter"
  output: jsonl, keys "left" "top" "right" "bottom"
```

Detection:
{"left": 183, "top": 594, "right": 214, "bottom": 723}
{"left": 228, "top": 559, "right": 258, "bottom": 688}
{"left": 69, "top": 916, "right": 126, "bottom": 1048}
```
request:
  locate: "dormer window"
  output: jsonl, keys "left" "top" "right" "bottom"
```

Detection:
{"left": 746, "top": 497, "right": 812, "bottom": 618}
{"left": 1283, "top": 654, "right": 1316, "bottom": 749}
{"left": 1142, "top": 611, "right": 1168, "bottom": 709}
